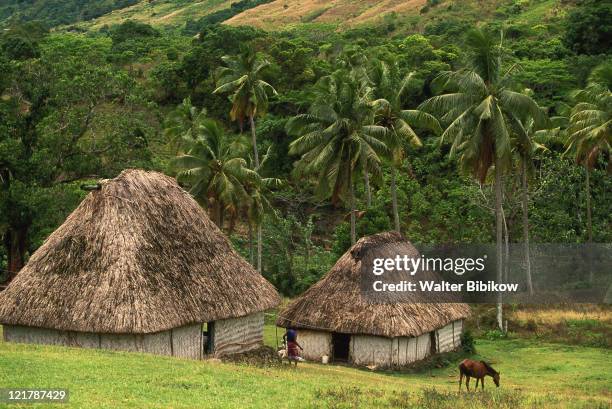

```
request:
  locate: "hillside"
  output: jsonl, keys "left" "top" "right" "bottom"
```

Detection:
{"left": 76, "top": 0, "right": 235, "bottom": 30}
{"left": 74, "top": 0, "right": 429, "bottom": 31}
{"left": 224, "top": 0, "right": 427, "bottom": 29}
{"left": 0, "top": 0, "right": 140, "bottom": 27}
{"left": 74, "top": 0, "right": 569, "bottom": 35}
{"left": 2, "top": 0, "right": 566, "bottom": 35}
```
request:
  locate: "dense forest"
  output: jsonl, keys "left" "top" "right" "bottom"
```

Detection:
{"left": 0, "top": 0, "right": 610, "bottom": 296}
{"left": 0, "top": 0, "right": 139, "bottom": 27}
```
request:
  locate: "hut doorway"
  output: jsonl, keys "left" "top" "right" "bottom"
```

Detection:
{"left": 430, "top": 331, "right": 437, "bottom": 355}
{"left": 202, "top": 322, "right": 215, "bottom": 356}
{"left": 332, "top": 332, "right": 351, "bottom": 362}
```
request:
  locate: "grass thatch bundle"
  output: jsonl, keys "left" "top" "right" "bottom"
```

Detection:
{"left": 276, "top": 231, "right": 470, "bottom": 338}
{"left": 0, "top": 169, "right": 279, "bottom": 334}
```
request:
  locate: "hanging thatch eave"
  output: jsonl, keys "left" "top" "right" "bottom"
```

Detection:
{"left": 0, "top": 169, "right": 280, "bottom": 334}
{"left": 276, "top": 231, "right": 470, "bottom": 338}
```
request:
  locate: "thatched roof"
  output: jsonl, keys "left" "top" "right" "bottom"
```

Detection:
{"left": 276, "top": 232, "right": 470, "bottom": 338}
{"left": 0, "top": 169, "right": 279, "bottom": 334}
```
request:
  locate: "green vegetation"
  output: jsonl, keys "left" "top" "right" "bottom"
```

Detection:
{"left": 0, "top": 324, "right": 610, "bottom": 408}
{"left": 508, "top": 306, "right": 612, "bottom": 348}
{"left": 184, "top": 0, "right": 274, "bottom": 35}
{"left": 0, "top": 3, "right": 610, "bottom": 408}
{"left": 0, "top": 0, "right": 610, "bottom": 306}
{"left": 0, "top": 0, "right": 139, "bottom": 27}
{"left": 563, "top": 0, "right": 611, "bottom": 55}
{"left": 287, "top": 69, "right": 388, "bottom": 245}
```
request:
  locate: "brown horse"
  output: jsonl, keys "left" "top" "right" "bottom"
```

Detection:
{"left": 458, "top": 359, "right": 500, "bottom": 391}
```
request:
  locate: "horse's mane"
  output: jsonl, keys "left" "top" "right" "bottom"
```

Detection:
{"left": 480, "top": 361, "right": 498, "bottom": 375}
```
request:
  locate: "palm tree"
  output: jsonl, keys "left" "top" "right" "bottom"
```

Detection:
{"left": 243, "top": 146, "right": 283, "bottom": 271}
{"left": 421, "top": 29, "right": 543, "bottom": 330}
{"left": 508, "top": 91, "right": 550, "bottom": 295}
{"left": 287, "top": 69, "right": 387, "bottom": 244}
{"left": 171, "top": 119, "right": 258, "bottom": 229}
{"left": 565, "top": 65, "right": 611, "bottom": 246}
{"left": 213, "top": 45, "right": 277, "bottom": 169}
{"left": 369, "top": 58, "right": 442, "bottom": 233}
{"left": 163, "top": 97, "right": 207, "bottom": 153}
{"left": 340, "top": 47, "right": 374, "bottom": 207}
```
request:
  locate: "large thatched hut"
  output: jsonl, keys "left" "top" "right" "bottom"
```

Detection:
{"left": 0, "top": 169, "right": 280, "bottom": 359}
{"left": 277, "top": 232, "right": 470, "bottom": 367}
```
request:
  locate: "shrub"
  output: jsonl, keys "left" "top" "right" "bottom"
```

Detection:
{"left": 483, "top": 329, "right": 508, "bottom": 340}
{"left": 461, "top": 330, "right": 476, "bottom": 354}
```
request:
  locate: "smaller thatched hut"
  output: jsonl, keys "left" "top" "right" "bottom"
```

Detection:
{"left": 0, "top": 169, "right": 280, "bottom": 358}
{"left": 277, "top": 232, "right": 470, "bottom": 367}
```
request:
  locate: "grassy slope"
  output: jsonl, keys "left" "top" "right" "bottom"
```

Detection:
{"left": 0, "top": 325, "right": 610, "bottom": 408}
{"left": 68, "top": 0, "right": 566, "bottom": 34}
{"left": 224, "top": 0, "right": 427, "bottom": 30}
{"left": 224, "top": 0, "right": 565, "bottom": 31}
{"left": 75, "top": 0, "right": 233, "bottom": 30}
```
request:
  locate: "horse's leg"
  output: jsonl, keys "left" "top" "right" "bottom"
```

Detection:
{"left": 466, "top": 376, "right": 470, "bottom": 391}
{"left": 459, "top": 372, "right": 463, "bottom": 392}
{"left": 475, "top": 378, "right": 479, "bottom": 390}
{"left": 481, "top": 377, "right": 484, "bottom": 390}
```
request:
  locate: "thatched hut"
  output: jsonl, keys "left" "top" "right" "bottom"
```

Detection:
{"left": 0, "top": 169, "right": 280, "bottom": 359}
{"left": 276, "top": 232, "right": 470, "bottom": 367}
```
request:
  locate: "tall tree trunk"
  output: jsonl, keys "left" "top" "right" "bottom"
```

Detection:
{"left": 585, "top": 163, "right": 593, "bottom": 283}
{"left": 249, "top": 114, "right": 259, "bottom": 169}
{"left": 249, "top": 113, "right": 261, "bottom": 272}
{"left": 495, "top": 156, "right": 504, "bottom": 332}
{"left": 214, "top": 201, "right": 222, "bottom": 229}
{"left": 305, "top": 235, "right": 311, "bottom": 271}
{"left": 364, "top": 168, "right": 371, "bottom": 208}
{"left": 502, "top": 206, "right": 509, "bottom": 283}
{"left": 248, "top": 223, "right": 254, "bottom": 265}
{"left": 257, "top": 224, "right": 263, "bottom": 273}
{"left": 391, "top": 166, "right": 400, "bottom": 233}
{"left": 585, "top": 163, "right": 593, "bottom": 242}
{"left": 4, "top": 225, "right": 28, "bottom": 282}
{"left": 350, "top": 171, "right": 356, "bottom": 245}
{"left": 521, "top": 160, "right": 534, "bottom": 295}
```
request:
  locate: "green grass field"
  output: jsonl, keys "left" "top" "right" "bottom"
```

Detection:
{"left": 0, "top": 324, "right": 610, "bottom": 408}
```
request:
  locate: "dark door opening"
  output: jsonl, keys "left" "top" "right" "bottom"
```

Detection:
{"left": 332, "top": 332, "right": 351, "bottom": 362}
{"left": 430, "top": 331, "right": 437, "bottom": 355}
{"left": 203, "top": 321, "right": 215, "bottom": 356}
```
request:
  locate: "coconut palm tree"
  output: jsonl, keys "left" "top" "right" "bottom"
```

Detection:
{"left": 213, "top": 45, "right": 277, "bottom": 169}
{"left": 171, "top": 119, "right": 258, "bottom": 229}
{"left": 287, "top": 69, "right": 387, "bottom": 244}
{"left": 565, "top": 66, "right": 611, "bottom": 245}
{"left": 339, "top": 47, "right": 373, "bottom": 206}
{"left": 507, "top": 91, "right": 550, "bottom": 295}
{"left": 369, "top": 58, "right": 442, "bottom": 233}
{"left": 243, "top": 146, "right": 282, "bottom": 271}
{"left": 163, "top": 97, "right": 207, "bottom": 153}
{"left": 421, "top": 29, "right": 543, "bottom": 330}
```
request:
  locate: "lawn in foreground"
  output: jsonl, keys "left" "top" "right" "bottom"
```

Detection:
{"left": 0, "top": 325, "right": 610, "bottom": 408}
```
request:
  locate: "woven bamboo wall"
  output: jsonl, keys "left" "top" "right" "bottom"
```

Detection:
{"left": 297, "top": 330, "right": 331, "bottom": 361}
{"left": 171, "top": 323, "right": 201, "bottom": 359}
{"left": 213, "top": 312, "right": 264, "bottom": 356}
{"left": 393, "top": 336, "right": 429, "bottom": 366}
{"left": 453, "top": 319, "right": 463, "bottom": 347}
{"left": 435, "top": 320, "right": 462, "bottom": 353}
{"left": 3, "top": 325, "right": 99, "bottom": 347}
{"left": 351, "top": 335, "right": 393, "bottom": 366}
{"left": 354, "top": 332, "right": 432, "bottom": 367}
